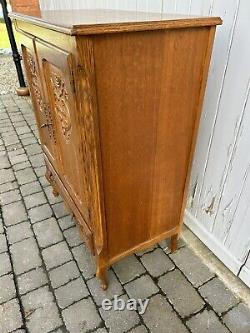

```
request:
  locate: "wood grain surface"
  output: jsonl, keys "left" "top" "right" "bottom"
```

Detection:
{"left": 10, "top": 9, "right": 221, "bottom": 35}
{"left": 13, "top": 10, "right": 220, "bottom": 288}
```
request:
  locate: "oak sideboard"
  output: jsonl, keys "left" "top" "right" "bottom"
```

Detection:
{"left": 10, "top": 9, "right": 222, "bottom": 289}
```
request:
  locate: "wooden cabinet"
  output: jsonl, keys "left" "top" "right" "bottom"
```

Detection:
{"left": 11, "top": 9, "right": 222, "bottom": 289}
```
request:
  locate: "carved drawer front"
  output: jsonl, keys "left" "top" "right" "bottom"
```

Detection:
{"left": 21, "top": 39, "right": 57, "bottom": 167}
{"left": 35, "top": 40, "right": 90, "bottom": 225}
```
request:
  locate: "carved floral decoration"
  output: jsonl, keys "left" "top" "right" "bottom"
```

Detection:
{"left": 27, "top": 52, "right": 43, "bottom": 113}
{"left": 27, "top": 52, "right": 55, "bottom": 141}
{"left": 50, "top": 71, "right": 72, "bottom": 143}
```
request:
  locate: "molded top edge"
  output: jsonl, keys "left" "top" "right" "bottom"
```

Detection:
{"left": 10, "top": 9, "right": 222, "bottom": 35}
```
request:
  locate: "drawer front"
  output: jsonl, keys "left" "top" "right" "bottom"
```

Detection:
{"left": 35, "top": 39, "right": 90, "bottom": 226}
{"left": 21, "top": 36, "right": 57, "bottom": 168}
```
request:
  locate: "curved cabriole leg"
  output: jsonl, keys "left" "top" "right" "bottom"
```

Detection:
{"left": 171, "top": 234, "right": 178, "bottom": 253}
{"left": 45, "top": 165, "right": 59, "bottom": 197}
{"left": 96, "top": 266, "right": 108, "bottom": 290}
{"left": 52, "top": 187, "right": 59, "bottom": 197}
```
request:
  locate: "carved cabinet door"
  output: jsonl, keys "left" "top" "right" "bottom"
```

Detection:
{"left": 21, "top": 37, "right": 57, "bottom": 167}
{"left": 35, "top": 40, "right": 90, "bottom": 224}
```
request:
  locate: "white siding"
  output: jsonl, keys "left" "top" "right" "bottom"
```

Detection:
{"left": 186, "top": 0, "right": 250, "bottom": 287}
{"left": 39, "top": 0, "right": 250, "bottom": 287}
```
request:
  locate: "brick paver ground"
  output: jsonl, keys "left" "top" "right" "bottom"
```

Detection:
{"left": 0, "top": 93, "right": 250, "bottom": 333}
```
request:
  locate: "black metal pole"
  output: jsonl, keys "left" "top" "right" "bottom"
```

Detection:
{"left": 1, "top": 0, "right": 29, "bottom": 95}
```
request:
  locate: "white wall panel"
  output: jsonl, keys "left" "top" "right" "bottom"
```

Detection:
{"left": 239, "top": 249, "right": 250, "bottom": 287}
{"left": 186, "top": 0, "right": 250, "bottom": 287}
{"left": 137, "top": 0, "right": 162, "bottom": 13}
{"left": 175, "top": 0, "right": 191, "bottom": 14}
{"left": 189, "top": 0, "right": 212, "bottom": 15}
{"left": 225, "top": 156, "right": 250, "bottom": 261}
{"left": 188, "top": 0, "right": 240, "bottom": 218}
{"left": 162, "top": 0, "right": 176, "bottom": 13}
{"left": 193, "top": 0, "right": 250, "bottom": 238}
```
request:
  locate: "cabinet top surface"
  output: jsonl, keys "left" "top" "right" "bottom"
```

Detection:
{"left": 10, "top": 9, "right": 222, "bottom": 35}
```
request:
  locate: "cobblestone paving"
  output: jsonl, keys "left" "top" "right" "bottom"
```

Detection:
{"left": 0, "top": 93, "right": 250, "bottom": 333}
{"left": 0, "top": 56, "right": 20, "bottom": 95}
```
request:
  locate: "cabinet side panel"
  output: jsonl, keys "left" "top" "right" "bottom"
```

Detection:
{"left": 93, "top": 28, "right": 211, "bottom": 259}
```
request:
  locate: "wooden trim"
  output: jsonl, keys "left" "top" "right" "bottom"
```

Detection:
{"left": 75, "top": 37, "right": 108, "bottom": 257}
{"left": 72, "top": 17, "right": 222, "bottom": 35}
{"left": 10, "top": 12, "right": 222, "bottom": 36}
{"left": 11, "top": 14, "right": 72, "bottom": 35}
{"left": 108, "top": 227, "right": 179, "bottom": 266}
{"left": 14, "top": 21, "right": 75, "bottom": 53}
{"left": 44, "top": 154, "right": 94, "bottom": 252}
{"left": 178, "top": 26, "right": 217, "bottom": 235}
